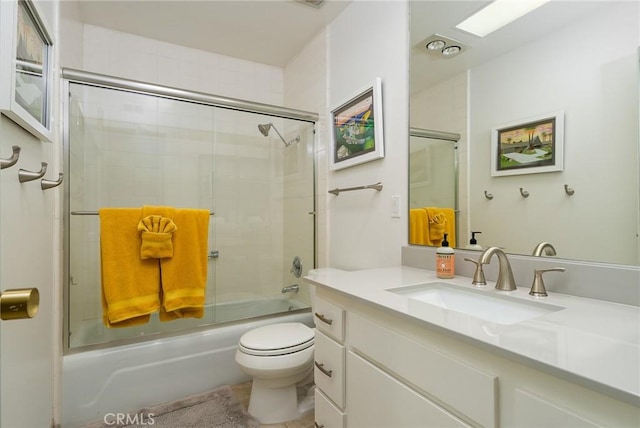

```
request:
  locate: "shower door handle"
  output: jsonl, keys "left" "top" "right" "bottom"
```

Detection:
{"left": 208, "top": 250, "right": 219, "bottom": 259}
{"left": 0, "top": 288, "right": 40, "bottom": 320}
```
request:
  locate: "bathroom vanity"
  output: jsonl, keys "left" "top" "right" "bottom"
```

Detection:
{"left": 305, "top": 267, "right": 640, "bottom": 428}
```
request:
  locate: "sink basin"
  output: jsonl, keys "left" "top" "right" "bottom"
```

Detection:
{"left": 387, "top": 282, "right": 564, "bottom": 325}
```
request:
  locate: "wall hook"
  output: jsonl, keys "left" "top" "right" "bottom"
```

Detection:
{"left": 18, "top": 162, "right": 48, "bottom": 183}
{"left": 520, "top": 187, "right": 530, "bottom": 198}
{"left": 41, "top": 173, "right": 64, "bottom": 190}
{"left": 1, "top": 145, "right": 21, "bottom": 170}
{"left": 564, "top": 184, "right": 575, "bottom": 196}
{"left": 484, "top": 190, "right": 493, "bottom": 200}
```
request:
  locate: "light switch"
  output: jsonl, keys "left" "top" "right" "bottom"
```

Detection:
{"left": 391, "top": 195, "right": 401, "bottom": 218}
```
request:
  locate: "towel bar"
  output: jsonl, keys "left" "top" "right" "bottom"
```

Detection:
{"left": 71, "top": 210, "right": 215, "bottom": 216}
{"left": 328, "top": 182, "right": 383, "bottom": 196}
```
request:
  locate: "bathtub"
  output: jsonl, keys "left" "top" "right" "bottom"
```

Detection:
{"left": 62, "top": 299, "right": 313, "bottom": 427}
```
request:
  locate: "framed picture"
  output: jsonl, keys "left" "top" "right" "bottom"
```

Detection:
{"left": 491, "top": 111, "right": 564, "bottom": 177}
{"left": 330, "top": 78, "right": 384, "bottom": 170}
{"left": 0, "top": 0, "right": 54, "bottom": 142}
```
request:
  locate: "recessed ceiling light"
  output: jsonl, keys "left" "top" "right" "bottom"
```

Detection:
{"left": 456, "top": 0, "right": 551, "bottom": 37}
{"left": 442, "top": 46, "right": 462, "bottom": 57}
{"left": 426, "top": 40, "right": 446, "bottom": 51}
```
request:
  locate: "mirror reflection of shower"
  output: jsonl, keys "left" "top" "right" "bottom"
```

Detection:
{"left": 258, "top": 122, "right": 300, "bottom": 147}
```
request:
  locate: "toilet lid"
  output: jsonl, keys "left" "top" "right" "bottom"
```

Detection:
{"left": 239, "top": 323, "right": 314, "bottom": 356}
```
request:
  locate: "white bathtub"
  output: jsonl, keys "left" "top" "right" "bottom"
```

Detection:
{"left": 62, "top": 303, "right": 313, "bottom": 427}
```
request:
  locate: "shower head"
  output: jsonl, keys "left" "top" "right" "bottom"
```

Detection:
{"left": 257, "top": 122, "right": 300, "bottom": 147}
{"left": 258, "top": 123, "right": 271, "bottom": 137}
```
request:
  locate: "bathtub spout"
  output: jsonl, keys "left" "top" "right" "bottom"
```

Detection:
{"left": 281, "top": 284, "right": 299, "bottom": 293}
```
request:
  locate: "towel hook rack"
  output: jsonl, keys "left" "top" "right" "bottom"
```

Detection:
{"left": 1, "top": 145, "right": 21, "bottom": 170}
{"left": 564, "top": 184, "right": 575, "bottom": 196}
{"left": 484, "top": 190, "right": 493, "bottom": 200}
{"left": 328, "top": 182, "right": 383, "bottom": 196}
{"left": 519, "top": 187, "right": 530, "bottom": 198}
{"left": 18, "top": 162, "right": 48, "bottom": 183}
{"left": 41, "top": 173, "right": 64, "bottom": 190}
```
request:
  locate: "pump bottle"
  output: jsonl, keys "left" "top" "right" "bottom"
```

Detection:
{"left": 436, "top": 233, "right": 455, "bottom": 279}
{"left": 466, "top": 231, "right": 483, "bottom": 250}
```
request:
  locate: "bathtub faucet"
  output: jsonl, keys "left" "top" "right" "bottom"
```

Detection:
{"left": 281, "top": 284, "right": 299, "bottom": 293}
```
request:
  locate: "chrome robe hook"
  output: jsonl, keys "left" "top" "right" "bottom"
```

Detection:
{"left": 1, "top": 146, "right": 21, "bottom": 170}
{"left": 41, "top": 173, "right": 64, "bottom": 190}
{"left": 18, "top": 162, "right": 48, "bottom": 183}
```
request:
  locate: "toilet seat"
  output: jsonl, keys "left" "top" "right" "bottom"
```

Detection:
{"left": 238, "top": 323, "right": 314, "bottom": 356}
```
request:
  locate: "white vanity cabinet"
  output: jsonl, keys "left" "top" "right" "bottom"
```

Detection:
{"left": 313, "top": 286, "right": 639, "bottom": 428}
{"left": 313, "top": 296, "right": 346, "bottom": 428}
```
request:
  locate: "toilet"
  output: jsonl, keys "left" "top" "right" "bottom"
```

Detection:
{"left": 235, "top": 322, "right": 315, "bottom": 424}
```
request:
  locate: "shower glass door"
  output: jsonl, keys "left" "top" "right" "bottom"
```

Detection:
{"left": 65, "top": 79, "right": 315, "bottom": 349}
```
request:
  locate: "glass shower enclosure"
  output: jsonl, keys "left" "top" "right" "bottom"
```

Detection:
{"left": 63, "top": 70, "right": 316, "bottom": 350}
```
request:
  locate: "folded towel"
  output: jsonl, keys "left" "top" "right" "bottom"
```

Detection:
{"left": 137, "top": 215, "right": 178, "bottom": 259}
{"left": 99, "top": 208, "right": 161, "bottom": 327}
{"left": 159, "top": 208, "right": 210, "bottom": 320}
{"left": 409, "top": 208, "right": 429, "bottom": 245}
{"left": 425, "top": 207, "right": 456, "bottom": 247}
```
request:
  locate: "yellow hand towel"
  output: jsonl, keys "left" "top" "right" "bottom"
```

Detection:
{"left": 99, "top": 208, "right": 161, "bottom": 327}
{"left": 440, "top": 207, "right": 457, "bottom": 248}
{"left": 425, "top": 207, "right": 446, "bottom": 246}
{"left": 409, "top": 208, "right": 429, "bottom": 245}
{"left": 159, "top": 208, "right": 210, "bottom": 320}
{"left": 425, "top": 207, "right": 457, "bottom": 248}
{"left": 137, "top": 215, "right": 178, "bottom": 259}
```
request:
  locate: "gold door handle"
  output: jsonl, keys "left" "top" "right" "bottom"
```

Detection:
{"left": 0, "top": 288, "right": 39, "bottom": 320}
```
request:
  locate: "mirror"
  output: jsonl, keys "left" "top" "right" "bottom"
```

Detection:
{"left": 409, "top": 1, "right": 639, "bottom": 266}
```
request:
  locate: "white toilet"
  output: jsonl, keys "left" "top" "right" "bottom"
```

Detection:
{"left": 235, "top": 322, "right": 315, "bottom": 424}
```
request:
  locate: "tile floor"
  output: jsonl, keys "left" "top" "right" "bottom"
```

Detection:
{"left": 231, "top": 382, "right": 315, "bottom": 428}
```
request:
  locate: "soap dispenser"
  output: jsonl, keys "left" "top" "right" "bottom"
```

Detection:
{"left": 436, "top": 233, "right": 455, "bottom": 279}
{"left": 466, "top": 231, "right": 483, "bottom": 250}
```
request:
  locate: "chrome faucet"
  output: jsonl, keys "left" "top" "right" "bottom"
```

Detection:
{"left": 532, "top": 242, "right": 557, "bottom": 257}
{"left": 281, "top": 284, "right": 299, "bottom": 293}
{"left": 479, "top": 247, "right": 517, "bottom": 291}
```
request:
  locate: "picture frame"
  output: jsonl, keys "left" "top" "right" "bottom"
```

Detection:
{"left": 491, "top": 111, "right": 564, "bottom": 177}
{"left": 330, "top": 77, "right": 384, "bottom": 170}
{"left": 0, "top": 0, "right": 55, "bottom": 142}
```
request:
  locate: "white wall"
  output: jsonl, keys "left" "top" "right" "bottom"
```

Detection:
{"left": 469, "top": 2, "right": 638, "bottom": 265}
{"left": 326, "top": 0, "right": 409, "bottom": 270}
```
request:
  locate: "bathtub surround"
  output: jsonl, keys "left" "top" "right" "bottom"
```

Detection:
{"left": 82, "top": 385, "right": 259, "bottom": 428}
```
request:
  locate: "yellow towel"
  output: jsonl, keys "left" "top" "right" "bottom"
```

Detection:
{"left": 137, "top": 215, "right": 178, "bottom": 259}
{"left": 425, "top": 207, "right": 456, "bottom": 247}
{"left": 409, "top": 208, "right": 429, "bottom": 245}
{"left": 99, "top": 208, "right": 161, "bottom": 327}
{"left": 159, "top": 208, "right": 210, "bottom": 321}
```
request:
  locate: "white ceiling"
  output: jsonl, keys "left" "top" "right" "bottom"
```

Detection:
{"left": 75, "top": 0, "right": 351, "bottom": 67}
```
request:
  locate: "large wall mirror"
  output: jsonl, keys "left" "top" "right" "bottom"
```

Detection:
{"left": 409, "top": 0, "right": 639, "bottom": 266}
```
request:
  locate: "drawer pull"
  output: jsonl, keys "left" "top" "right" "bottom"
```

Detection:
{"left": 314, "top": 423, "right": 324, "bottom": 428}
{"left": 314, "top": 361, "right": 333, "bottom": 378}
{"left": 314, "top": 312, "right": 333, "bottom": 325}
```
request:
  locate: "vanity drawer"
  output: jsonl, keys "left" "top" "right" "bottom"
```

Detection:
{"left": 314, "top": 388, "right": 345, "bottom": 428}
{"left": 348, "top": 312, "right": 498, "bottom": 427}
{"left": 314, "top": 330, "right": 345, "bottom": 409}
{"left": 347, "top": 351, "right": 470, "bottom": 427}
{"left": 314, "top": 296, "right": 345, "bottom": 342}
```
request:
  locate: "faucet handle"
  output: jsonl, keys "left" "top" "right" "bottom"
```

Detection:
{"left": 464, "top": 258, "right": 486, "bottom": 287}
{"left": 529, "top": 268, "right": 565, "bottom": 298}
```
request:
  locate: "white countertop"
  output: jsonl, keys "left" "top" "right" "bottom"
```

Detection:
{"left": 304, "top": 266, "right": 640, "bottom": 406}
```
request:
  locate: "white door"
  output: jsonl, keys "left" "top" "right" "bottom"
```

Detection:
{"left": 1, "top": 125, "right": 55, "bottom": 427}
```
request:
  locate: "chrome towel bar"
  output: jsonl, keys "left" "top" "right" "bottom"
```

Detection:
{"left": 71, "top": 210, "right": 214, "bottom": 216}
{"left": 328, "top": 182, "right": 383, "bottom": 196}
